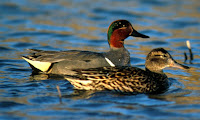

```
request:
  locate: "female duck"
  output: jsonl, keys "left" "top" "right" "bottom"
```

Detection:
{"left": 65, "top": 48, "right": 190, "bottom": 94}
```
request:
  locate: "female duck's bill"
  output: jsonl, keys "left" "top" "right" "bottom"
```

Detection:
{"left": 65, "top": 48, "right": 190, "bottom": 94}
{"left": 22, "top": 20, "right": 149, "bottom": 75}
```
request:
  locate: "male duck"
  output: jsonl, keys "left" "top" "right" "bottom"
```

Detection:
{"left": 65, "top": 48, "right": 190, "bottom": 94}
{"left": 22, "top": 20, "right": 149, "bottom": 75}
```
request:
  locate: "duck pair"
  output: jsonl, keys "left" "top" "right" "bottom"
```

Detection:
{"left": 23, "top": 20, "right": 190, "bottom": 94}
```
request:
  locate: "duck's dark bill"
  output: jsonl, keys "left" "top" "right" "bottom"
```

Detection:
{"left": 170, "top": 61, "right": 190, "bottom": 69}
{"left": 131, "top": 28, "right": 149, "bottom": 38}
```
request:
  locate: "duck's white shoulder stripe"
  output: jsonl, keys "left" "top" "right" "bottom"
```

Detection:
{"left": 105, "top": 57, "right": 115, "bottom": 67}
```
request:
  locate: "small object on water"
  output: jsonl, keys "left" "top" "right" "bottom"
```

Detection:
{"left": 65, "top": 48, "right": 190, "bottom": 94}
{"left": 184, "top": 52, "right": 188, "bottom": 63}
{"left": 56, "top": 85, "right": 62, "bottom": 103}
{"left": 186, "top": 40, "right": 193, "bottom": 63}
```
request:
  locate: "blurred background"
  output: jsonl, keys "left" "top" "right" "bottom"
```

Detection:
{"left": 0, "top": 0, "right": 200, "bottom": 119}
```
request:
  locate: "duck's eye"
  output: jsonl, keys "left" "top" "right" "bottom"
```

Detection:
{"left": 154, "top": 55, "right": 161, "bottom": 57}
{"left": 163, "top": 54, "right": 167, "bottom": 57}
{"left": 154, "top": 54, "right": 167, "bottom": 58}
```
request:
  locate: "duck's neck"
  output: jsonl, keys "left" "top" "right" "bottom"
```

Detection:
{"left": 110, "top": 39, "right": 124, "bottom": 48}
{"left": 108, "top": 28, "right": 131, "bottom": 48}
{"left": 145, "top": 60, "right": 165, "bottom": 74}
{"left": 145, "top": 67, "right": 164, "bottom": 74}
{"left": 110, "top": 46, "right": 126, "bottom": 51}
{"left": 109, "top": 34, "right": 124, "bottom": 48}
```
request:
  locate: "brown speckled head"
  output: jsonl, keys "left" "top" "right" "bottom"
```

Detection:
{"left": 145, "top": 48, "right": 190, "bottom": 73}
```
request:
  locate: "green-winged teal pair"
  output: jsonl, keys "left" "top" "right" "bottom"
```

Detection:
{"left": 23, "top": 20, "right": 190, "bottom": 94}
{"left": 22, "top": 20, "right": 149, "bottom": 75}
{"left": 65, "top": 48, "right": 189, "bottom": 94}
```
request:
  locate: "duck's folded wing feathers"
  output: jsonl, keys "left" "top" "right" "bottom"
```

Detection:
{"left": 25, "top": 49, "right": 105, "bottom": 63}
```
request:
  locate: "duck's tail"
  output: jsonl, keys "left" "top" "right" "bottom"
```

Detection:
{"left": 22, "top": 56, "right": 52, "bottom": 72}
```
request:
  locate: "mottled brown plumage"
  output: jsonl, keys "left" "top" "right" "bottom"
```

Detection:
{"left": 65, "top": 48, "right": 190, "bottom": 94}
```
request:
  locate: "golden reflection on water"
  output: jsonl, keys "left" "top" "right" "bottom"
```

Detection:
{"left": 0, "top": 0, "right": 200, "bottom": 119}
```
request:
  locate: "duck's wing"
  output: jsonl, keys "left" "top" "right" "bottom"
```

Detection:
{"left": 24, "top": 49, "right": 105, "bottom": 63}
{"left": 65, "top": 66, "right": 142, "bottom": 81}
{"left": 22, "top": 49, "right": 108, "bottom": 73}
{"left": 64, "top": 66, "right": 150, "bottom": 92}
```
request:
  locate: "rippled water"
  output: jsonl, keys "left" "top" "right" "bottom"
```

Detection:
{"left": 0, "top": 0, "right": 200, "bottom": 119}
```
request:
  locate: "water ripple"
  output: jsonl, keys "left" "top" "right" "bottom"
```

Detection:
{"left": 0, "top": 0, "right": 200, "bottom": 119}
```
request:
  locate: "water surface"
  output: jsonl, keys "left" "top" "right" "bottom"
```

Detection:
{"left": 0, "top": 0, "right": 200, "bottom": 119}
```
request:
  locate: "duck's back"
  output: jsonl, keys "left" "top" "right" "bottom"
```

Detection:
{"left": 23, "top": 49, "right": 130, "bottom": 75}
{"left": 66, "top": 66, "right": 169, "bottom": 94}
